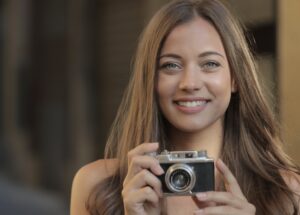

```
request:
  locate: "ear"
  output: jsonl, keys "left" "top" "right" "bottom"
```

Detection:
{"left": 231, "top": 78, "right": 237, "bottom": 93}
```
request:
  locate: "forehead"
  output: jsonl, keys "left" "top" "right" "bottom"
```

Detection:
{"left": 160, "top": 17, "right": 226, "bottom": 56}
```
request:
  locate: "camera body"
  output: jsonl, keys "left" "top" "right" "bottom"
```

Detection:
{"left": 152, "top": 150, "right": 214, "bottom": 196}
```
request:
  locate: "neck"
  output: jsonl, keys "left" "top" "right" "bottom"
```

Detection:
{"left": 167, "top": 122, "right": 223, "bottom": 160}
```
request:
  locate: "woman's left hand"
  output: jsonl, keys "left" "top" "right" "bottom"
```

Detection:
{"left": 193, "top": 159, "right": 256, "bottom": 215}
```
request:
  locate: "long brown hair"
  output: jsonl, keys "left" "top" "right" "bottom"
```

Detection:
{"left": 87, "top": 0, "right": 300, "bottom": 214}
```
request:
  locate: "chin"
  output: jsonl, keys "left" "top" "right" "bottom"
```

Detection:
{"left": 170, "top": 118, "right": 223, "bottom": 134}
{"left": 172, "top": 122, "right": 210, "bottom": 133}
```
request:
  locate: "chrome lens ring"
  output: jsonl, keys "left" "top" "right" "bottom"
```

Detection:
{"left": 165, "top": 163, "right": 196, "bottom": 193}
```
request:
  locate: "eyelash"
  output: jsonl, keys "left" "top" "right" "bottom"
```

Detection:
{"left": 201, "top": 61, "right": 221, "bottom": 70}
{"left": 159, "top": 62, "right": 181, "bottom": 70}
{"left": 159, "top": 61, "right": 221, "bottom": 72}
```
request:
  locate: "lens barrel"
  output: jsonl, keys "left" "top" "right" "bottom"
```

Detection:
{"left": 165, "top": 163, "right": 196, "bottom": 193}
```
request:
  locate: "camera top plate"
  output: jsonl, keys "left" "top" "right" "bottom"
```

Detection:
{"left": 154, "top": 150, "right": 214, "bottom": 163}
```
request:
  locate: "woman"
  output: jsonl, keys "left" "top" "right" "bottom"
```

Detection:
{"left": 70, "top": 0, "right": 300, "bottom": 214}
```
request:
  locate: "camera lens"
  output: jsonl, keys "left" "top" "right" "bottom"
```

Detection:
{"left": 165, "top": 163, "right": 196, "bottom": 193}
{"left": 170, "top": 169, "right": 190, "bottom": 190}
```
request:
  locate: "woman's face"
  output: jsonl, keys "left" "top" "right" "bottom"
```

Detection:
{"left": 156, "top": 17, "right": 235, "bottom": 133}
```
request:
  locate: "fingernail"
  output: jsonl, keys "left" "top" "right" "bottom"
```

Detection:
{"left": 147, "top": 142, "right": 159, "bottom": 148}
{"left": 156, "top": 165, "right": 164, "bottom": 175}
{"left": 196, "top": 193, "right": 207, "bottom": 200}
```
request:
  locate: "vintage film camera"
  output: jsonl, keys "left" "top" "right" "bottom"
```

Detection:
{"left": 150, "top": 150, "right": 214, "bottom": 196}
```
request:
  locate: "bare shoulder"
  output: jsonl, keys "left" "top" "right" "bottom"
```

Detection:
{"left": 70, "top": 159, "right": 118, "bottom": 215}
{"left": 281, "top": 170, "right": 300, "bottom": 194}
{"left": 73, "top": 158, "right": 118, "bottom": 188}
{"left": 279, "top": 170, "right": 300, "bottom": 212}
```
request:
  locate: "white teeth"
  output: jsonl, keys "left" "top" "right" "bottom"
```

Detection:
{"left": 177, "top": 101, "right": 206, "bottom": 107}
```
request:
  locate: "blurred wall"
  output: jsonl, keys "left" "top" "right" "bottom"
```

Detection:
{"left": 1, "top": 0, "right": 299, "bottom": 214}
{"left": 278, "top": 0, "right": 300, "bottom": 164}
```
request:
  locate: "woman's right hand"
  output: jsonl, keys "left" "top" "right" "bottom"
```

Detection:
{"left": 122, "top": 142, "right": 164, "bottom": 215}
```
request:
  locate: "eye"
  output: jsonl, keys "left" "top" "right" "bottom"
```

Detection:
{"left": 159, "top": 62, "right": 182, "bottom": 71}
{"left": 201, "top": 61, "right": 220, "bottom": 70}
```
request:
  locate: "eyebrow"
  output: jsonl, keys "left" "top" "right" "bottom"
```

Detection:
{"left": 159, "top": 51, "right": 225, "bottom": 60}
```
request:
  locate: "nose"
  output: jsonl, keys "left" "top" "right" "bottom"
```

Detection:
{"left": 179, "top": 65, "right": 201, "bottom": 92}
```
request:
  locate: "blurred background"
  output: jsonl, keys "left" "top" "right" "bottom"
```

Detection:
{"left": 1, "top": 0, "right": 299, "bottom": 214}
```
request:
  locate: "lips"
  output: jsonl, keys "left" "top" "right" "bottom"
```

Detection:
{"left": 174, "top": 98, "right": 210, "bottom": 113}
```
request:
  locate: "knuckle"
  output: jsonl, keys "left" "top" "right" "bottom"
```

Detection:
{"left": 122, "top": 177, "right": 129, "bottom": 188}
{"left": 131, "top": 156, "right": 139, "bottom": 165}
{"left": 227, "top": 206, "right": 235, "bottom": 213}
{"left": 202, "top": 207, "right": 210, "bottom": 213}
{"left": 153, "top": 159, "right": 161, "bottom": 167}
{"left": 140, "top": 169, "right": 149, "bottom": 179}
{"left": 156, "top": 178, "right": 162, "bottom": 188}
{"left": 121, "top": 189, "right": 126, "bottom": 198}
{"left": 123, "top": 196, "right": 131, "bottom": 206}
{"left": 122, "top": 191, "right": 135, "bottom": 207}
{"left": 121, "top": 186, "right": 129, "bottom": 198}
{"left": 152, "top": 196, "right": 159, "bottom": 205}
{"left": 248, "top": 203, "right": 256, "bottom": 212}
{"left": 205, "top": 191, "right": 213, "bottom": 198}
{"left": 144, "top": 186, "right": 153, "bottom": 195}
{"left": 127, "top": 150, "right": 134, "bottom": 160}
{"left": 227, "top": 193, "right": 235, "bottom": 201}
{"left": 122, "top": 190, "right": 129, "bottom": 201}
{"left": 127, "top": 154, "right": 141, "bottom": 170}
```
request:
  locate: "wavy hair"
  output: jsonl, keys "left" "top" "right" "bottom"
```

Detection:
{"left": 87, "top": 0, "right": 300, "bottom": 214}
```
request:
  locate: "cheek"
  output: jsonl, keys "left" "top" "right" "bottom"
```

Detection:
{"left": 156, "top": 75, "right": 177, "bottom": 98}
{"left": 208, "top": 73, "right": 232, "bottom": 96}
{"left": 207, "top": 74, "right": 232, "bottom": 112}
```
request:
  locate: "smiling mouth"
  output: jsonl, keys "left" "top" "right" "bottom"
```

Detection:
{"left": 175, "top": 100, "right": 208, "bottom": 107}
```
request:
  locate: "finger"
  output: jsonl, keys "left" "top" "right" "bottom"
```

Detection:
{"left": 124, "top": 186, "right": 160, "bottom": 207}
{"left": 192, "top": 195, "right": 216, "bottom": 208}
{"left": 127, "top": 155, "right": 164, "bottom": 179}
{"left": 195, "top": 192, "right": 246, "bottom": 209}
{"left": 216, "top": 159, "right": 245, "bottom": 199}
{"left": 194, "top": 205, "right": 241, "bottom": 215}
{"left": 124, "top": 169, "right": 163, "bottom": 198}
{"left": 127, "top": 142, "right": 159, "bottom": 163}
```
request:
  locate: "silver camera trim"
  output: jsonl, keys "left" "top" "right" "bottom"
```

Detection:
{"left": 165, "top": 163, "right": 196, "bottom": 194}
{"left": 156, "top": 150, "right": 213, "bottom": 163}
